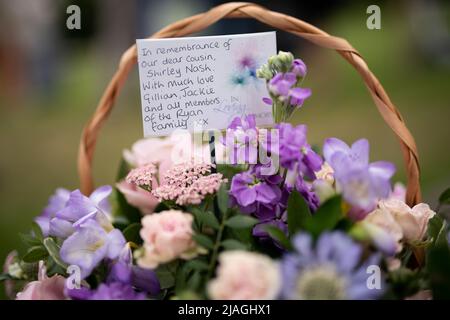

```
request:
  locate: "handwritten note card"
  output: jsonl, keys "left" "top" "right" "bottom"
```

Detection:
{"left": 136, "top": 32, "right": 276, "bottom": 137}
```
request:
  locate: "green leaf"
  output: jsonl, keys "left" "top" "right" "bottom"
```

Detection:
{"left": 156, "top": 261, "right": 178, "bottom": 289}
{"left": 43, "top": 238, "right": 68, "bottom": 269}
{"left": 186, "top": 271, "right": 202, "bottom": 290}
{"left": 19, "top": 233, "right": 42, "bottom": 247}
{"left": 217, "top": 184, "right": 229, "bottom": 215}
{"left": 183, "top": 259, "right": 209, "bottom": 271}
{"left": 225, "top": 215, "right": 258, "bottom": 229}
{"left": 31, "top": 222, "right": 44, "bottom": 240}
{"left": 192, "top": 209, "right": 220, "bottom": 230}
{"left": 111, "top": 187, "right": 142, "bottom": 225}
{"left": 307, "top": 195, "right": 343, "bottom": 236}
{"left": 22, "top": 246, "right": 48, "bottom": 263}
{"left": 427, "top": 244, "right": 450, "bottom": 299}
{"left": 122, "top": 223, "right": 142, "bottom": 244}
{"left": 264, "top": 225, "right": 292, "bottom": 250}
{"left": 0, "top": 273, "right": 15, "bottom": 281}
{"left": 438, "top": 187, "right": 450, "bottom": 205}
{"left": 116, "top": 158, "right": 132, "bottom": 181}
{"left": 287, "top": 190, "right": 311, "bottom": 237}
{"left": 221, "top": 239, "right": 248, "bottom": 250}
{"left": 192, "top": 234, "right": 214, "bottom": 250}
{"left": 428, "top": 215, "right": 447, "bottom": 246}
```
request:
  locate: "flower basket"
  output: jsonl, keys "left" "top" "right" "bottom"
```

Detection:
{"left": 5, "top": 2, "right": 450, "bottom": 301}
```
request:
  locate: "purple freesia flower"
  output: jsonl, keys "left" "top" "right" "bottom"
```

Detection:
{"left": 67, "top": 245, "right": 160, "bottom": 300}
{"left": 68, "top": 282, "right": 146, "bottom": 300}
{"left": 323, "top": 138, "right": 395, "bottom": 220}
{"left": 281, "top": 231, "right": 384, "bottom": 300}
{"left": 48, "top": 186, "right": 113, "bottom": 238}
{"left": 35, "top": 188, "right": 71, "bottom": 237}
{"left": 276, "top": 123, "right": 323, "bottom": 178}
{"left": 60, "top": 212, "right": 126, "bottom": 279}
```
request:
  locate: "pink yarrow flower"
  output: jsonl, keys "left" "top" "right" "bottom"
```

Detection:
{"left": 152, "top": 162, "right": 227, "bottom": 206}
{"left": 126, "top": 163, "right": 157, "bottom": 190}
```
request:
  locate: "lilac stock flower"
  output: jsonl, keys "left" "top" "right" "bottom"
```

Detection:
{"left": 323, "top": 138, "right": 395, "bottom": 220}
{"left": 60, "top": 212, "right": 126, "bottom": 279}
{"left": 292, "top": 59, "right": 307, "bottom": 77}
{"left": 35, "top": 188, "right": 70, "bottom": 237}
{"left": 277, "top": 123, "right": 323, "bottom": 178}
{"left": 268, "top": 72, "right": 311, "bottom": 107}
{"left": 281, "top": 232, "right": 384, "bottom": 300}
{"left": 229, "top": 171, "right": 282, "bottom": 214}
{"left": 224, "top": 114, "right": 258, "bottom": 164}
{"left": 41, "top": 186, "right": 113, "bottom": 239}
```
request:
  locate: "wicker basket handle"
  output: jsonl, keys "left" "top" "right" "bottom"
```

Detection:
{"left": 77, "top": 2, "right": 421, "bottom": 206}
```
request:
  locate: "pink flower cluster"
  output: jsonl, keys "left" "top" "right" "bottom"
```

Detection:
{"left": 153, "top": 162, "right": 227, "bottom": 206}
{"left": 125, "top": 163, "right": 157, "bottom": 190}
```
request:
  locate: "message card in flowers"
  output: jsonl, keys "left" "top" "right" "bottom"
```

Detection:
{"left": 136, "top": 32, "right": 276, "bottom": 136}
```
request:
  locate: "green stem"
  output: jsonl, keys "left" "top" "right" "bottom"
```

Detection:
{"left": 207, "top": 209, "right": 229, "bottom": 279}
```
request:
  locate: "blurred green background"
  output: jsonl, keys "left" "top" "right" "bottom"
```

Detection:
{"left": 0, "top": 0, "right": 449, "bottom": 298}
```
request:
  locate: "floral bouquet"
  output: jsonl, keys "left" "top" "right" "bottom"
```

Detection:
{"left": 3, "top": 51, "right": 450, "bottom": 301}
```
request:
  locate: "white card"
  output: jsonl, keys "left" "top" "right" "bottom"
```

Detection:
{"left": 136, "top": 32, "right": 277, "bottom": 137}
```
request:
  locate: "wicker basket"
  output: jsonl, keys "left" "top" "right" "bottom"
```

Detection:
{"left": 77, "top": 2, "right": 421, "bottom": 211}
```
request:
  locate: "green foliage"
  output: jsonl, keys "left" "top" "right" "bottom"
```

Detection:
{"left": 387, "top": 267, "right": 426, "bottom": 299}
{"left": 225, "top": 215, "right": 258, "bottom": 229}
{"left": 287, "top": 190, "right": 311, "bottom": 237}
{"left": 22, "top": 246, "right": 48, "bottom": 263}
{"left": 307, "top": 196, "right": 343, "bottom": 237}
{"left": 43, "top": 238, "right": 68, "bottom": 269}
{"left": 428, "top": 214, "right": 447, "bottom": 246}
{"left": 221, "top": 239, "right": 248, "bottom": 250}
{"left": 264, "top": 225, "right": 292, "bottom": 250}
{"left": 192, "top": 234, "right": 214, "bottom": 250}
{"left": 438, "top": 187, "right": 450, "bottom": 206}
{"left": 191, "top": 208, "right": 219, "bottom": 230}
{"left": 426, "top": 244, "right": 450, "bottom": 299}
{"left": 122, "top": 223, "right": 142, "bottom": 244}
{"left": 287, "top": 191, "right": 343, "bottom": 238}
{"left": 155, "top": 261, "right": 178, "bottom": 290}
{"left": 216, "top": 184, "right": 229, "bottom": 215}
{"left": 111, "top": 187, "right": 142, "bottom": 225}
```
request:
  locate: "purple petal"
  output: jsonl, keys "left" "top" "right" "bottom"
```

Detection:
{"left": 34, "top": 216, "right": 51, "bottom": 237}
{"left": 105, "top": 229, "right": 126, "bottom": 260}
{"left": 350, "top": 139, "right": 369, "bottom": 166}
{"left": 256, "top": 183, "right": 281, "bottom": 204}
{"left": 269, "top": 73, "right": 283, "bottom": 85}
{"left": 262, "top": 97, "right": 273, "bottom": 105}
{"left": 132, "top": 266, "right": 161, "bottom": 295}
{"left": 90, "top": 185, "right": 112, "bottom": 215}
{"left": 56, "top": 190, "right": 97, "bottom": 222}
{"left": 289, "top": 87, "right": 312, "bottom": 100}
{"left": 60, "top": 221, "right": 108, "bottom": 279}
{"left": 238, "top": 188, "right": 257, "bottom": 207}
{"left": 323, "top": 138, "right": 350, "bottom": 165}
{"left": 369, "top": 161, "right": 396, "bottom": 179}
{"left": 49, "top": 217, "right": 75, "bottom": 238}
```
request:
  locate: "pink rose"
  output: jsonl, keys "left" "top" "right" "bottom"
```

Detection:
{"left": 123, "top": 137, "right": 175, "bottom": 169}
{"left": 362, "top": 208, "right": 404, "bottom": 254}
{"left": 16, "top": 262, "right": 66, "bottom": 300}
{"left": 379, "top": 199, "right": 436, "bottom": 242}
{"left": 138, "top": 210, "right": 197, "bottom": 268}
{"left": 207, "top": 251, "right": 281, "bottom": 300}
{"left": 116, "top": 181, "right": 159, "bottom": 215}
